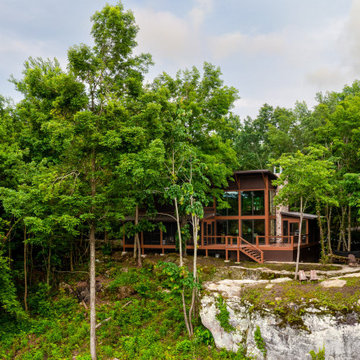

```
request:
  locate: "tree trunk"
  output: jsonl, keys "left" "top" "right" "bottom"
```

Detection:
{"left": 339, "top": 206, "right": 347, "bottom": 251}
{"left": 89, "top": 223, "right": 97, "bottom": 360}
{"left": 326, "top": 206, "right": 332, "bottom": 255}
{"left": 294, "top": 197, "right": 304, "bottom": 280}
{"left": 316, "top": 202, "right": 325, "bottom": 261}
{"left": 24, "top": 224, "right": 28, "bottom": 312}
{"left": 188, "top": 198, "right": 200, "bottom": 337}
{"left": 134, "top": 204, "right": 142, "bottom": 267}
{"left": 181, "top": 216, "right": 188, "bottom": 256}
{"left": 174, "top": 197, "right": 183, "bottom": 267}
{"left": 90, "top": 149, "right": 97, "bottom": 360}
{"left": 347, "top": 205, "right": 351, "bottom": 252}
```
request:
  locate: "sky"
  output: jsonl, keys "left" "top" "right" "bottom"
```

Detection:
{"left": 1, "top": 0, "right": 359, "bottom": 119}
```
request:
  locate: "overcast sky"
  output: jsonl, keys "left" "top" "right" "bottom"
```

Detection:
{"left": 1, "top": 0, "right": 359, "bottom": 118}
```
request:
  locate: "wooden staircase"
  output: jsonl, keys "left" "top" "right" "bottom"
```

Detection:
{"left": 238, "top": 237, "right": 264, "bottom": 263}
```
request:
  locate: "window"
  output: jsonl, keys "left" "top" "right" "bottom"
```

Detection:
{"left": 216, "top": 220, "right": 239, "bottom": 236}
{"left": 162, "top": 222, "right": 177, "bottom": 245}
{"left": 241, "top": 220, "right": 265, "bottom": 243}
{"left": 143, "top": 229, "right": 161, "bottom": 245}
{"left": 217, "top": 191, "right": 239, "bottom": 216}
{"left": 241, "top": 191, "right": 265, "bottom": 215}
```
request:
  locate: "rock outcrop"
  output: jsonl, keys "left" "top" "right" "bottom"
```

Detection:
{"left": 200, "top": 279, "right": 360, "bottom": 360}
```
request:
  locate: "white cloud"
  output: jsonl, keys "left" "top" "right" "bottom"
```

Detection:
{"left": 189, "top": 0, "right": 214, "bottom": 28}
{"left": 209, "top": 31, "right": 285, "bottom": 59}
{"left": 340, "top": 0, "right": 360, "bottom": 74}
{"left": 306, "top": 67, "right": 350, "bottom": 89}
{"left": 134, "top": 8, "right": 201, "bottom": 65}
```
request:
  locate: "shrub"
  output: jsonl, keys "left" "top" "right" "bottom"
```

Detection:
{"left": 216, "top": 295, "right": 235, "bottom": 332}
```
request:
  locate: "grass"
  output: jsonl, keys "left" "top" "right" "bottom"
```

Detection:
{"left": 239, "top": 278, "right": 360, "bottom": 329}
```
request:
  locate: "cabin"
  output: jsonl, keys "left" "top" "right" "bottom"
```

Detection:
{"left": 122, "top": 170, "right": 319, "bottom": 263}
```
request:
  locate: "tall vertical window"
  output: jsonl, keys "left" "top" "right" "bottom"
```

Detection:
{"left": 216, "top": 220, "right": 239, "bottom": 236}
{"left": 241, "top": 220, "right": 265, "bottom": 243}
{"left": 217, "top": 191, "right": 239, "bottom": 216}
{"left": 241, "top": 191, "right": 265, "bottom": 215}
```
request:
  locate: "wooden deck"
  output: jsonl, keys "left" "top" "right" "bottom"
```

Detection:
{"left": 123, "top": 234, "right": 317, "bottom": 264}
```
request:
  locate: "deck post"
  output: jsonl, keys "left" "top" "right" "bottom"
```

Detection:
{"left": 160, "top": 229, "right": 164, "bottom": 255}
{"left": 201, "top": 222, "right": 204, "bottom": 247}
{"left": 205, "top": 249, "right": 208, "bottom": 257}
{"left": 237, "top": 250, "right": 240, "bottom": 263}
{"left": 225, "top": 249, "right": 229, "bottom": 261}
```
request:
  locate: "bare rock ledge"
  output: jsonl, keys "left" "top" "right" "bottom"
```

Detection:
{"left": 200, "top": 279, "right": 360, "bottom": 360}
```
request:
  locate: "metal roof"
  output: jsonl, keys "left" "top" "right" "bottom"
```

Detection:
{"left": 233, "top": 169, "right": 278, "bottom": 180}
{"left": 281, "top": 211, "right": 318, "bottom": 220}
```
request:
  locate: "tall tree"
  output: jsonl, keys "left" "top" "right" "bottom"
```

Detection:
{"left": 273, "top": 147, "right": 335, "bottom": 277}
{"left": 64, "top": 3, "right": 152, "bottom": 358}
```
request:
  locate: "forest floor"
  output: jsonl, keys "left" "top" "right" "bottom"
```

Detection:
{"left": 2, "top": 251, "right": 360, "bottom": 359}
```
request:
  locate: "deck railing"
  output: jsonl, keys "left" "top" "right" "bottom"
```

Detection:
{"left": 256, "top": 234, "right": 308, "bottom": 247}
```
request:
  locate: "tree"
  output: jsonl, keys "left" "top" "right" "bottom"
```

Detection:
{"left": 150, "top": 63, "right": 239, "bottom": 336}
{"left": 61, "top": 3, "right": 152, "bottom": 358}
{"left": 273, "top": 147, "right": 335, "bottom": 277}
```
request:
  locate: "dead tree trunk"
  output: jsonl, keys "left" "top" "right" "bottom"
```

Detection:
{"left": 295, "top": 197, "right": 305, "bottom": 280}
{"left": 90, "top": 150, "right": 97, "bottom": 360}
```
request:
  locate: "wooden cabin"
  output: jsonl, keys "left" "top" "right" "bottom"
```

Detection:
{"left": 122, "top": 170, "right": 319, "bottom": 263}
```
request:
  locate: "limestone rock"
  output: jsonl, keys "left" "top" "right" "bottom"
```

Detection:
{"left": 201, "top": 290, "right": 360, "bottom": 360}
{"left": 320, "top": 279, "right": 346, "bottom": 288}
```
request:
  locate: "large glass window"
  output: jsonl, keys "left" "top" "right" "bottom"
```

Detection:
{"left": 241, "top": 191, "right": 265, "bottom": 215}
{"left": 162, "top": 222, "right": 177, "bottom": 245}
{"left": 216, "top": 220, "right": 239, "bottom": 236}
{"left": 143, "top": 228, "right": 161, "bottom": 245}
{"left": 241, "top": 220, "right": 265, "bottom": 243}
{"left": 216, "top": 191, "right": 239, "bottom": 216}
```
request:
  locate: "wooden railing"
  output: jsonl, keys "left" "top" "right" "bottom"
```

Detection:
{"left": 201, "top": 235, "right": 263, "bottom": 263}
{"left": 256, "top": 234, "right": 308, "bottom": 247}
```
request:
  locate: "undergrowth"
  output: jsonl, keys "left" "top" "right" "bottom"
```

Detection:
{"left": 0, "top": 260, "right": 247, "bottom": 359}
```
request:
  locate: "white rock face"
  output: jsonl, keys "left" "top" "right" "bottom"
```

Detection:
{"left": 200, "top": 283, "right": 360, "bottom": 360}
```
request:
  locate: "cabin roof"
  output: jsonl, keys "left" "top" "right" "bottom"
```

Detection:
{"left": 281, "top": 211, "right": 318, "bottom": 220}
{"left": 234, "top": 169, "right": 278, "bottom": 180}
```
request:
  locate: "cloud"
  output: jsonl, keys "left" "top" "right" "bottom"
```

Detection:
{"left": 306, "top": 67, "right": 350, "bottom": 89}
{"left": 133, "top": 0, "right": 215, "bottom": 66}
{"left": 189, "top": 0, "right": 214, "bottom": 28}
{"left": 209, "top": 31, "right": 285, "bottom": 59}
{"left": 134, "top": 8, "right": 199, "bottom": 64}
{"left": 341, "top": 0, "right": 360, "bottom": 74}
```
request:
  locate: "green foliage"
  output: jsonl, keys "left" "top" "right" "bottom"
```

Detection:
{"left": 0, "top": 261, "right": 246, "bottom": 360}
{"left": 216, "top": 295, "right": 235, "bottom": 332}
{"left": 254, "top": 326, "right": 267, "bottom": 357}
{"left": 0, "top": 251, "right": 25, "bottom": 319}
{"left": 309, "top": 347, "right": 325, "bottom": 360}
{"left": 155, "top": 261, "right": 200, "bottom": 293}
